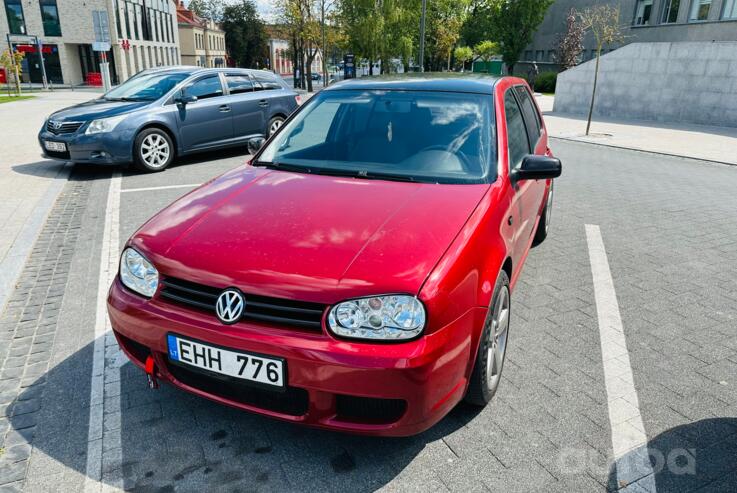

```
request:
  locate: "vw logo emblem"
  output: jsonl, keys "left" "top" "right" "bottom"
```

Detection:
{"left": 215, "top": 289, "right": 245, "bottom": 324}
{"left": 51, "top": 121, "right": 63, "bottom": 130}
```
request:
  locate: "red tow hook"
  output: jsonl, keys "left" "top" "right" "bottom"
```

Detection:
{"left": 145, "top": 355, "right": 159, "bottom": 389}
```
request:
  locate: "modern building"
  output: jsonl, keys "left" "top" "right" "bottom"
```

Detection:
{"left": 176, "top": 1, "right": 225, "bottom": 68}
{"left": 519, "top": 0, "right": 737, "bottom": 73}
{"left": 1, "top": 0, "right": 181, "bottom": 85}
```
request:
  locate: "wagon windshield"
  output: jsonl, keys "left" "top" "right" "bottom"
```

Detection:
{"left": 103, "top": 72, "right": 189, "bottom": 102}
{"left": 257, "top": 89, "right": 495, "bottom": 184}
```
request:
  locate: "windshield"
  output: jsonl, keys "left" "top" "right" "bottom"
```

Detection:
{"left": 257, "top": 89, "right": 495, "bottom": 184}
{"left": 104, "top": 72, "right": 190, "bottom": 102}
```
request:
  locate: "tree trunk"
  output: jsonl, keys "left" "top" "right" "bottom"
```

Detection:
{"left": 369, "top": 58, "right": 373, "bottom": 76}
{"left": 586, "top": 46, "right": 601, "bottom": 136}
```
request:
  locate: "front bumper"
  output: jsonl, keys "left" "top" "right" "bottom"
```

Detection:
{"left": 107, "top": 278, "right": 483, "bottom": 436}
{"left": 38, "top": 127, "right": 134, "bottom": 164}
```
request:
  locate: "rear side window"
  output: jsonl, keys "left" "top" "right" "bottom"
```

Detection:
{"left": 504, "top": 90, "right": 531, "bottom": 171}
{"left": 253, "top": 73, "right": 282, "bottom": 91}
{"left": 184, "top": 75, "right": 223, "bottom": 100}
{"left": 514, "top": 86, "right": 542, "bottom": 149}
{"left": 226, "top": 75, "right": 253, "bottom": 94}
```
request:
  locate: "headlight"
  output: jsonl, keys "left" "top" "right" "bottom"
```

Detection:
{"left": 85, "top": 114, "right": 127, "bottom": 135}
{"left": 119, "top": 248, "right": 158, "bottom": 297}
{"left": 327, "top": 295, "right": 426, "bottom": 341}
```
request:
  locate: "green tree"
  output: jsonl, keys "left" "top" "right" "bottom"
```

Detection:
{"left": 221, "top": 0, "right": 268, "bottom": 68}
{"left": 187, "top": 0, "right": 225, "bottom": 20}
{"left": 424, "top": 0, "right": 469, "bottom": 71}
{"left": 0, "top": 49, "right": 24, "bottom": 95}
{"left": 487, "top": 0, "right": 552, "bottom": 74}
{"left": 579, "top": 5, "right": 625, "bottom": 135}
{"left": 474, "top": 40, "right": 499, "bottom": 61}
{"left": 454, "top": 46, "right": 472, "bottom": 71}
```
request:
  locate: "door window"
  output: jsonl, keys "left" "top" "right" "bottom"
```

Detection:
{"left": 225, "top": 75, "right": 253, "bottom": 94}
{"left": 253, "top": 73, "right": 282, "bottom": 91}
{"left": 504, "top": 90, "right": 531, "bottom": 171}
{"left": 514, "top": 86, "right": 542, "bottom": 150}
{"left": 184, "top": 75, "right": 223, "bottom": 100}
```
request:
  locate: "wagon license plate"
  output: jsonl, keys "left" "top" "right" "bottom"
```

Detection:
{"left": 167, "top": 334, "right": 285, "bottom": 388}
{"left": 43, "top": 141, "right": 67, "bottom": 152}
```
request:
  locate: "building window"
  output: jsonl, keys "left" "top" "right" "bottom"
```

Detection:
{"left": 133, "top": 4, "right": 140, "bottom": 39}
{"left": 723, "top": 0, "right": 737, "bottom": 18}
{"left": 4, "top": 0, "right": 26, "bottom": 34}
{"left": 40, "top": 0, "right": 62, "bottom": 36}
{"left": 661, "top": 0, "right": 680, "bottom": 22}
{"left": 689, "top": 0, "right": 711, "bottom": 20}
{"left": 535, "top": 50, "right": 544, "bottom": 61}
{"left": 634, "top": 0, "right": 653, "bottom": 25}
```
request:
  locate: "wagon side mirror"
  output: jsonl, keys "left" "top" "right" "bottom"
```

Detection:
{"left": 512, "top": 155, "right": 562, "bottom": 182}
{"left": 175, "top": 90, "right": 197, "bottom": 105}
{"left": 247, "top": 137, "right": 265, "bottom": 154}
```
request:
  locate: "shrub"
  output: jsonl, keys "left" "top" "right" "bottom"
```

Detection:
{"left": 534, "top": 71, "right": 557, "bottom": 93}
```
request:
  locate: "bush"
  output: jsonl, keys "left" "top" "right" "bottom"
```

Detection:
{"left": 534, "top": 71, "right": 557, "bottom": 93}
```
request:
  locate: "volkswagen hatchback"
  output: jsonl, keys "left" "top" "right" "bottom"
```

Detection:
{"left": 107, "top": 74, "right": 561, "bottom": 436}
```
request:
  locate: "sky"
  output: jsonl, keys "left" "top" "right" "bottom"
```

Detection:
{"left": 254, "top": 0, "right": 276, "bottom": 22}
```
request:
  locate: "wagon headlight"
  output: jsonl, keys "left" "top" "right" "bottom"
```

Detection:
{"left": 86, "top": 114, "right": 127, "bottom": 134}
{"left": 328, "top": 295, "right": 426, "bottom": 340}
{"left": 119, "top": 248, "right": 158, "bottom": 297}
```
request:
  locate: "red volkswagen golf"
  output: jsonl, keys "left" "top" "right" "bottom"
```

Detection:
{"left": 107, "top": 74, "right": 561, "bottom": 436}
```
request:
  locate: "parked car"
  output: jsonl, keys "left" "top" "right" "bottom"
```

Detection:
{"left": 38, "top": 67, "right": 300, "bottom": 172}
{"left": 311, "top": 72, "right": 321, "bottom": 81}
{"left": 107, "top": 74, "right": 561, "bottom": 436}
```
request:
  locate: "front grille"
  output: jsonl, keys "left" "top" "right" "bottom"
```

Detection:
{"left": 159, "top": 277, "right": 326, "bottom": 331}
{"left": 335, "top": 395, "right": 407, "bottom": 424}
{"left": 167, "top": 360, "right": 309, "bottom": 416}
{"left": 46, "top": 121, "right": 83, "bottom": 135}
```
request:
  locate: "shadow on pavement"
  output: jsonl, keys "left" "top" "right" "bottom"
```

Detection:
{"left": 608, "top": 418, "right": 737, "bottom": 492}
{"left": 9, "top": 340, "right": 483, "bottom": 491}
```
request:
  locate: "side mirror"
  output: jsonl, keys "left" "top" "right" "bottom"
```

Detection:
{"left": 512, "top": 154, "right": 562, "bottom": 182}
{"left": 247, "top": 137, "right": 265, "bottom": 155}
{"left": 175, "top": 92, "right": 197, "bottom": 105}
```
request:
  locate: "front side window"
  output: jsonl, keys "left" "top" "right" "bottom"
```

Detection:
{"left": 4, "top": 0, "right": 26, "bottom": 34}
{"left": 258, "top": 89, "right": 495, "bottom": 184}
{"left": 184, "top": 75, "right": 224, "bottom": 100}
{"left": 661, "top": 0, "right": 681, "bottom": 23}
{"left": 40, "top": 0, "right": 61, "bottom": 36}
{"left": 514, "top": 86, "right": 542, "bottom": 150}
{"left": 634, "top": 0, "right": 653, "bottom": 25}
{"left": 504, "top": 90, "right": 530, "bottom": 171}
{"left": 104, "top": 72, "right": 189, "bottom": 101}
{"left": 689, "top": 0, "right": 711, "bottom": 20}
{"left": 723, "top": 0, "right": 737, "bottom": 18}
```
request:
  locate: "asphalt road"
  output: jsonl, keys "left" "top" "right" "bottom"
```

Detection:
{"left": 1, "top": 140, "right": 736, "bottom": 492}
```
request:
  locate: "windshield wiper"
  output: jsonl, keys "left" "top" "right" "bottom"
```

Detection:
{"left": 252, "top": 162, "right": 416, "bottom": 182}
{"left": 105, "top": 96, "right": 150, "bottom": 102}
{"left": 355, "top": 171, "right": 415, "bottom": 182}
{"left": 252, "top": 161, "right": 313, "bottom": 174}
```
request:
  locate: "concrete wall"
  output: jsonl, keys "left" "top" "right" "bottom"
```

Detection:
{"left": 553, "top": 41, "right": 737, "bottom": 127}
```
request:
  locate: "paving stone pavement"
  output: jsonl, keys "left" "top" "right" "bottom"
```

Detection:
{"left": 0, "top": 140, "right": 736, "bottom": 492}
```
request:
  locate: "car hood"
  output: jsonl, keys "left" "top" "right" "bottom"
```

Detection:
{"left": 131, "top": 166, "right": 489, "bottom": 304}
{"left": 48, "top": 98, "right": 149, "bottom": 122}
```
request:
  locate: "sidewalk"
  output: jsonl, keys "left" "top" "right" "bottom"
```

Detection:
{"left": 535, "top": 94, "right": 737, "bottom": 165}
{"left": 0, "top": 90, "right": 101, "bottom": 310}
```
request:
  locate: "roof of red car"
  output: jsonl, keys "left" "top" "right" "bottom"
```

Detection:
{"left": 327, "top": 73, "right": 503, "bottom": 94}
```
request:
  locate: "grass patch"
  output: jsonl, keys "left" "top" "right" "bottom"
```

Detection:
{"left": 0, "top": 95, "right": 35, "bottom": 104}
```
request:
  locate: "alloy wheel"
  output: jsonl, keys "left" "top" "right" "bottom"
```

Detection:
{"left": 141, "top": 134, "right": 170, "bottom": 169}
{"left": 486, "top": 285, "right": 510, "bottom": 391}
{"left": 269, "top": 118, "right": 284, "bottom": 136}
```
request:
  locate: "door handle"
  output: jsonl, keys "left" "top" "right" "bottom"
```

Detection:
{"left": 258, "top": 100, "right": 269, "bottom": 107}
{"left": 219, "top": 104, "right": 231, "bottom": 112}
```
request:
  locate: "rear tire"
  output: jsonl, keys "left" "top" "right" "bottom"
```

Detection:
{"left": 267, "top": 116, "right": 285, "bottom": 137}
{"left": 465, "top": 270, "right": 510, "bottom": 406}
{"left": 532, "top": 182, "right": 554, "bottom": 247}
{"left": 133, "top": 128, "right": 174, "bottom": 172}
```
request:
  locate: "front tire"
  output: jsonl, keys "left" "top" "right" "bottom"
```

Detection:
{"left": 532, "top": 182, "right": 554, "bottom": 247}
{"left": 465, "top": 270, "right": 510, "bottom": 406}
{"left": 133, "top": 128, "right": 174, "bottom": 172}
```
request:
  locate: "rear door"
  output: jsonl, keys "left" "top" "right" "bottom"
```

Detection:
{"left": 252, "top": 72, "right": 297, "bottom": 133}
{"left": 224, "top": 73, "right": 265, "bottom": 139}
{"left": 176, "top": 74, "right": 233, "bottom": 151}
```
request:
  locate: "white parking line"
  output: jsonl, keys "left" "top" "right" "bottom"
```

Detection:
{"left": 121, "top": 183, "right": 201, "bottom": 193}
{"left": 84, "top": 173, "right": 124, "bottom": 493}
{"left": 585, "top": 224, "right": 655, "bottom": 490}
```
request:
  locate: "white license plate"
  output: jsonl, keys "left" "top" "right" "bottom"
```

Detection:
{"left": 167, "top": 334, "right": 285, "bottom": 387}
{"left": 44, "top": 141, "right": 66, "bottom": 152}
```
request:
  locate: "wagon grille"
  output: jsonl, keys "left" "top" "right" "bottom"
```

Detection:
{"left": 46, "top": 120, "right": 84, "bottom": 134}
{"left": 159, "top": 277, "right": 326, "bottom": 331}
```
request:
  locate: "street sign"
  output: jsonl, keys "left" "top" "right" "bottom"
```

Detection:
{"left": 92, "top": 42, "right": 111, "bottom": 52}
{"left": 92, "top": 11, "right": 111, "bottom": 43}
